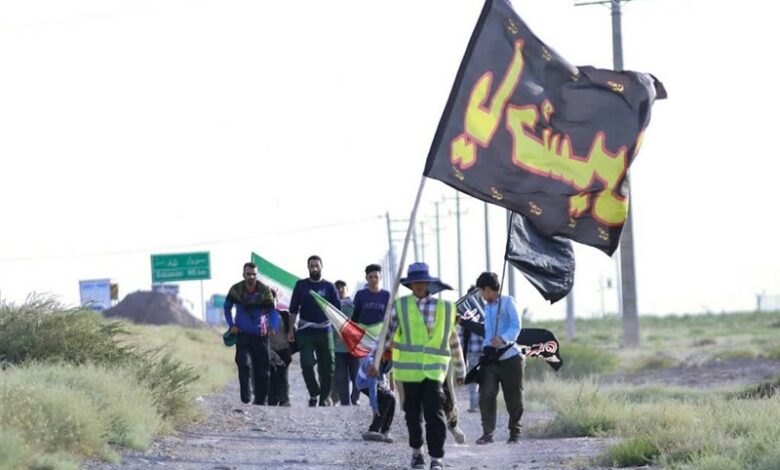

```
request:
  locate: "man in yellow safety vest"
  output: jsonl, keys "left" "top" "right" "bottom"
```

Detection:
{"left": 374, "top": 262, "right": 466, "bottom": 470}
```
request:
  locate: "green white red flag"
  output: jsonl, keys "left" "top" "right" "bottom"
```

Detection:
{"left": 310, "top": 290, "right": 377, "bottom": 358}
{"left": 251, "top": 252, "right": 298, "bottom": 310}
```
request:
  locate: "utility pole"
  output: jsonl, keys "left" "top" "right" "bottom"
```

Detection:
{"left": 576, "top": 0, "right": 639, "bottom": 347}
{"left": 484, "top": 202, "right": 491, "bottom": 271}
{"left": 566, "top": 291, "right": 575, "bottom": 340}
{"left": 419, "top": 221, "right": 426, "bottom": 263}
{"left": 506, "top": 211, "right": 516, "bottom": 298}
{"left": 455, "top": 191, "right": 463, "bottom": 297}
{"left": 435, "top": 201, "right": 442, "bottom": 279}
{"left": 385, "top": 212, "right": 397, "bottom": 278}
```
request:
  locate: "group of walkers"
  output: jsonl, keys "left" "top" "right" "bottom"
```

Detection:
{"left": 224, "top": 256, "right": 525, "bottom": 470}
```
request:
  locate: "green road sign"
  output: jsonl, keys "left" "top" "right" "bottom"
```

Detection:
{"left": 151, "top": 252, "right": 211, "bottom": 283}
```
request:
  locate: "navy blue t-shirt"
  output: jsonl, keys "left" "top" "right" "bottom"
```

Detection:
{"left": 289, "top": 278, "right": 340, "bottom": 335}
{"left": 351, "top": 288, "right": 391, "bottom": 326}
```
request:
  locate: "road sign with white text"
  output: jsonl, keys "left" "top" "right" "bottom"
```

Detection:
{"left": 151, "top": 252, "right": 211, "bottom": 283}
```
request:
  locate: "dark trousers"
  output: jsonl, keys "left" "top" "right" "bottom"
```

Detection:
{"left": 335, "top": 352, "right": 361, "bottom": 405}
{"left": 235, "top": 333, "right": 269, "bottom": 404}
{"left": 268, "top": 348, "right": 292, "bottom": 406}
{"left": 360, "top": 387, "right": 396, "bottom": 433}
{"left": 297, "top": 332, "right": 334, "bottom": 402}
{"left": 479, "top": 354, "right": 524, "bottom": 437}
{"left": 402, "top": 379, "right": 447, "bottom": 459}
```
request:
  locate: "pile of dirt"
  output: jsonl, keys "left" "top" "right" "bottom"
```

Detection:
{"left": 103, "top": 291, "right": 204, "bottom": 328}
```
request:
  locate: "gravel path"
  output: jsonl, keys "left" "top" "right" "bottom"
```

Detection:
{"left": 87, "top": 358, "right": 613, "bottom": 470}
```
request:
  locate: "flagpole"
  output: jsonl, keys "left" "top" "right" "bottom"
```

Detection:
{"left": 373, "top": 175, "right": 427, "bottom": 365}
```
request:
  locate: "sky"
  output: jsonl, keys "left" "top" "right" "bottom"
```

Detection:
{"left": 1, "top": 0, "right": 778, "bottom": 322}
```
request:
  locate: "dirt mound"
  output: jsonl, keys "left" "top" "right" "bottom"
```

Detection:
{"left": 103, "top": 291, "right": 204, "bottom": 328}
{"left": 602, "top": 357, "right": 780, "bottom": 389}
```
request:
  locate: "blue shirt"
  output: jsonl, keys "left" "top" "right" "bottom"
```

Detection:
{"left": 482, "top": 295, "right": 522, "bottom": 361}
{"left": 355, "top": 353, "right": 392, "bottom": 413}
{"left": 224, "top": 291, "right": 279, "bottom": 336}
{"left": 351, "top": 288, "right": 390, "bottom": 326}
{"left": 289, "top": 278, "right": 340, "bottom": 335}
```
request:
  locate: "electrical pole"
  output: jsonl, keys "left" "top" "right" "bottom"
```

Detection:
{"left": 435, "top": 201, "right": 442, "bottom": 279}
{"left": 506, "top": 211, "right": 516, "bottom": 298}
{"left": 385, "top": 212, "right": 397, "bottom": 278}
{"left": 455, "top": 191, "right": 463, "bottom": 297}
{"left": 566, "top": 291, "right": 575, "bottom": 340}
{"left": 576, "top": 0, "right": 639, "bottom": 347}
{"left": 419, "top": 221, "right": 426, "bottom": 263}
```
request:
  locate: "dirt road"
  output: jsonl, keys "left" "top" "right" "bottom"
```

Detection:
{"left": 87, "top": 358, "right": 613, "bottom": 470}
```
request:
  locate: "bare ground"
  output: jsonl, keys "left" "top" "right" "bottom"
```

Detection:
{"left": 86, "top": 357, "right": 616, "bottom": 470}
{"left": 601, "top": 357, "right": 780, "bottom": 389}
{"left": 86, "top": 357, "right": 780, "bottom": 470}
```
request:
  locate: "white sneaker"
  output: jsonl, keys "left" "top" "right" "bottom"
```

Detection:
{"left": 449, "top": 425, "right": 466, "bottom": 444}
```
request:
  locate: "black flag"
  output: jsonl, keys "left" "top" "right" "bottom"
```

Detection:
{"left": 455, "top": 288, "right": 564, "bottom": 375}
{"left": 505, "top": 212, "right": 574, "bottom": 303}
{"left": 424, "top": 0, "right": 666, "bottom": 255}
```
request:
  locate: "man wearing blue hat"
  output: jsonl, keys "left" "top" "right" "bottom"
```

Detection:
{"left": 377, "top": 262, "right": 466, "bottom": 470}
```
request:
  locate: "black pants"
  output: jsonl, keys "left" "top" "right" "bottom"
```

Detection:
{"left": 479, "top": 354, "right": 524, "bottom": 437}
{"left": 335, "top": 352, "right": 361, "bottom": 405}
{"left": 360, "top": 387, "right": 396, "bottom": 433}
{"left": 235, "top": 333, "right": 269, "bottom": 404}
{"left": 268, "top": 348, "right": 292, "bottom": 406}
{"left": 402, "top": 379, "right": 447, "bottom": 459}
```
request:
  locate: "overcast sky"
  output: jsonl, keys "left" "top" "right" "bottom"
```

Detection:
{"left": 1, "top": 0, "right": 778, "bottom": 321}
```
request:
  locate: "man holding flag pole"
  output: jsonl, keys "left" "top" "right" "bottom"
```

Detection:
{"left": 370, "top": 262, "right": 466, "bottom": 470}
{"left": 370, "top": 0, "right": 664, "bottom": 465}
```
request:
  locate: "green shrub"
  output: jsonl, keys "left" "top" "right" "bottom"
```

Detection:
{"left": 605, "top": 437, "right": 660, "bottom": 467}
{"left": 765, "top": 345, "right": 780, "bottom": 360}
{"left": 0, "top": 297, "right": 131, "bottom": 366}
{"left": 0, "top": 428, "right": 30, "bottom": 470}
{"left": 134, "top": 348, "right": 200, "bottom": 425}
{"left": 526, "top": 343, "right": 618, "bottom": 381}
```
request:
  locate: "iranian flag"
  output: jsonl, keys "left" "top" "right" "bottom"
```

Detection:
{"left": 310, "top": 290, "right": 377, "bottom": 358}
{"left": 251, "top": 252, "right": 298, "bottom": 310}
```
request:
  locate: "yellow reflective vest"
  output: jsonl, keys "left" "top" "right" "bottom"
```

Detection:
{"left": 391, "top": 296, "right": 455, "bottom": 383}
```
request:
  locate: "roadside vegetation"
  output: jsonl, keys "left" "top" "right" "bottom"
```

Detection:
{"left": 524, "top": 310, "right": 780, "bottom": 469}
{"left": 0, "top": 296, "right": 234, "bottom": 470}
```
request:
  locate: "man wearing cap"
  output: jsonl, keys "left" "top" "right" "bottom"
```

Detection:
{"left": 373, "top": 262, "right": 466, "bottom": 470}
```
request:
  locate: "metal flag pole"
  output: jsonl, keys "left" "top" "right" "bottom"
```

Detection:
{"left": 373, "top": 176, "right": 428, "bottom": 365}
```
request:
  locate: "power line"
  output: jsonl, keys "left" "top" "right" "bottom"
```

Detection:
{"left": 0, "top": 214, "right": 383, "bottom": 263}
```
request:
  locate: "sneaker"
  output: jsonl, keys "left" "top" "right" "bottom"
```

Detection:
{"left": 319, "top": 397, "right": 333, "bottom": 407}
{"left": 362, "top": 431, "right": 384, "bottom": 442}
{"left": 448, "top": 425, "right": 466, "bottom": 444}
{"left": 430, "top": 459, "right": 443, "bottom": 470}
{"left": 279, "top": 401, "right": 291, "bottom": 407}
{"left": 475, "top": 434, "right": 493, "bottom": 445}
{"left": 410, "top": 453, "right": 425, "bottom": 470}
{"left": 381, "top": 432, "right": 394, "bottom": 443}
{"left": 507, "top": 433, "right": 520, "bottom": 444}
{"left": 308, "top": 397, "right": 318, "bottom": 407}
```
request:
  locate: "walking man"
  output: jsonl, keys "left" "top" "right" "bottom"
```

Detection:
{"left": 474, "top": 272, "right": 524, "bottom": 445}
{"left": 333, "top": 280, "right": 360, "bottom": 405}
{"left": 288, "top": 255, "right": 340, "bottom": 407}
{"left": 224, "top": 262, "right": 278, "bottom": 405}
{"left": 373, "top": 262, "right": 466, "bottom": 470}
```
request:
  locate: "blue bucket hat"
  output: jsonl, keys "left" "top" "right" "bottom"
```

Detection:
{"left": 400, "top": 262, "right": 452, "bottom": 295}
